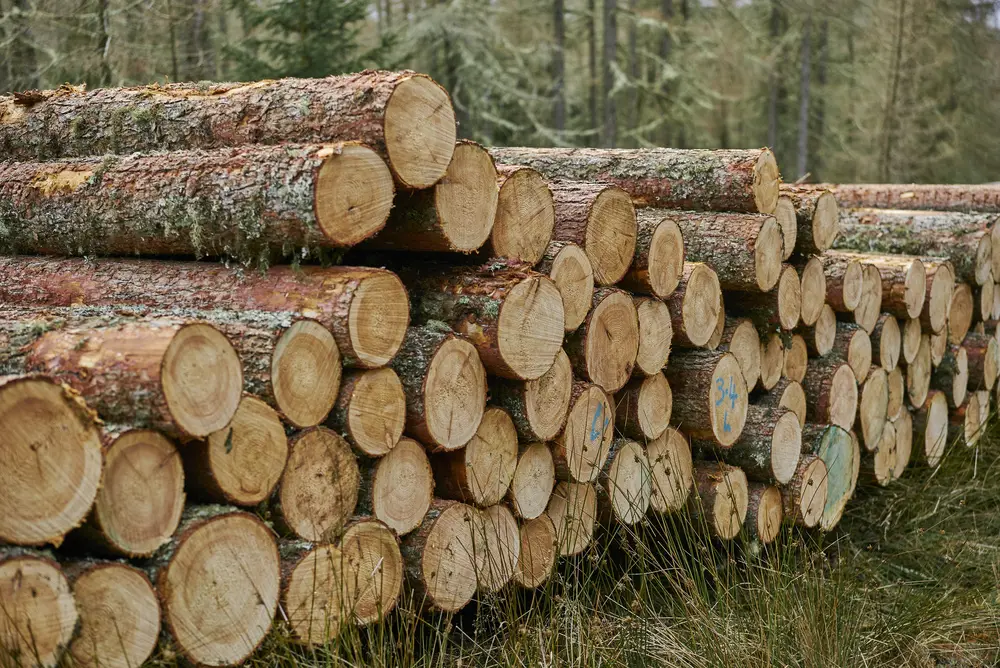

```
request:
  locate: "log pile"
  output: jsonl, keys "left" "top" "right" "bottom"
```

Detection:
{"left": 0, "top": 72, "right": 993, "bottom": 667}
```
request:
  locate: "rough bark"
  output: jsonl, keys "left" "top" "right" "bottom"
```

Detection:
{"left": 0, "top": 71, "right": 457, "bottom": 189}
{"left": 431, "top": 407, "right": 518, "bottom": 508}
{"left": 355, "top": 437, "right": 433, "bottom": 536}
{"left": 620, "top": 209, "right": 685, "bottom": 299}
{"left": 489, "top": 147, "right": 780, "bottom": 214}
{"left": 565, "top": 287, "right": 640, "bottom": 393}
{"left": 0, "top": 549, "right": 77, "bottom": 668}
{"left": 963, "top": 332, "right": 999, "bottom": 392}
{"left": 664, "top": 350, "right": 748, "bottom": 447}
{"left": 690, "top": 462, "right": 749, "bottom": 540}
{"left": 743, "top": 484, "right": 783, "bottom": 544}
{"left": 780, "top": 185, "right": 840, "bottom": 253}
{"left": 665, "top": 262, "right": 722, "bottom": 348}
{"left": 930, "top": 344, "right": 969, "bottom": 409}
{"left": 491, "top": 349, "right": 572, "bottom": 443}
{"left": 695, "top": 406, "right": 801, "bottom": 484}
{"left": 826, "top": 183, "right": 1000, "bottom": 214}
{"left": 0, "top": 255, "right": 410, "bottom": 368}
{"left": 801, "top": 357, "right": 858, "bottom": 430}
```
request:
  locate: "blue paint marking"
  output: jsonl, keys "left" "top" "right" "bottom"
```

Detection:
{"left": 715, "top": 375, "right": 738, "bottom": 431}
{"left": 590, "top": 403, "right": 604, "bottom": 442}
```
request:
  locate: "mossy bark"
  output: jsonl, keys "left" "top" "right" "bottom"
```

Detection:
{"left": 829, "top": 183, "right": 1000, "bottom": 213}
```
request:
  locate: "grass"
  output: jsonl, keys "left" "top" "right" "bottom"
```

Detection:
{"left": 180, "top": 418, "right": 1000, "bottom": 668}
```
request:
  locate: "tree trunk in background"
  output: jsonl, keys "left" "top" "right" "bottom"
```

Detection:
{"left": 658, "top": 0, "right": 673, "bottom": 147}
{"left": 9, "top": 0, "right": 40, "bottom": 90}
{"left": 811, "top": 18, "right": 828, "bottom": 181}
{"left": 215, "top": 0, "right": 227, "bottom": 80}
{"left": 588, "top": 0, "right": 599, "bottom": 143}
{"left": 96, "top": 0, "right": 112, "bottom": 86}
{"left": 796, "top": 12, "right": 812, "bottom": 180}
{"left": 186, "top": 0, "right": 214, "bottom": 81}
{"left": 553, "top": 0, "right": 566, "bottom": 133}
{"left": 167, "top": 0, "right": 179, "bottom": 81}
{"left": 880, "top": 0, "right": 907, "bottom": 181}
{"left": 628, "top": 0, "right": 638, "bottom": 146}
{"left": 766, "top": 0, "right": 783, "bottom": 152}
{"left": 602, "top": 0, "right": 618, "bottom": 147}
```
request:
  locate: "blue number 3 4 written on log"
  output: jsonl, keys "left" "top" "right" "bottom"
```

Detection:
{"left": 715, "top": 376, "right": 739, "bottom": 433}
{"left": 590, "top": 402, "right": 611, "bottom": 442}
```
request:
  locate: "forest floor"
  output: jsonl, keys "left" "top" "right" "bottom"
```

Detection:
{"left": 178, "top": 419, "right": 1000, "bottom": 667}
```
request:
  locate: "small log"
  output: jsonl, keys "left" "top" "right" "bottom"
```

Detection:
{"left": 901, "top": 317, "right": 923, "bottom": 365}
{"left": 836, "top": 207, "right": 995, "bottom": 285}
{"left": 891, "top": 410, "right": 913, "bottom": 480}
{"left": 964, "top": 332, "right": 1000, "bottom": 391}
{"left": 64, "top": 561, "right": 160, "bottom": 668}
{"left": 931, "top": 344, "right": 969, "bottom": 408}
{"left": 797, "top": 256, "right": 827, "bottom": 327}
{"left": 730, "top": 264, "right": 801, "bottom": 331}
{"left": 755, "top": 378, "right": 807, "bottom": 428}
{"left": 280, "top": 541, "right": 349, "bottom": 645}
{"left": 401, "top": 500, "right": 480, "bottom": 612}
{"left": 930, "top": 327, "right": 948, "bottom": 367}
{"left": 151, "top": 507, "right": 280, "bottom": 666}
{"left": 664, "top": 350, "right": 748, "bottom": 447}
{"left": 0, "top": 549, "right": 77, "bottom": 667}
{"left": 389, "top": 325, "right": 487, "bottom": 451}
{"left": 856, "top": 367, "right": 889, "bottom": 452}
{"left": 800, "top": 424, "right": 857, "bottom": 532}
{"left": 565, "top": 288, "right": 640, "bottom": 393}
{"left": 356, "top": 437, "right": 433, "bottom": 536}
{"left": 976, "top": 280, "right": 995, "bottom": 322}
{"left": 774, "top": 195, "right": 798, "bottom": 260}
{"left": 664, "top": 263, "right": 722, "bottom": 350}
{"left": 853, "top": 263, "right": 885, "bottom": 333}
{"left": 906, "top": 335, "right": 933, "bottom": 407}
{"left": 798, "top": 303, "right": 837, "bottom": 356}
{"left": 485, "top": 166, "right": 555, "bottom": 264}
{"left": 414, "top": 261, "right": 564, "bottom": 380}
{"left": 0, "top": 375, "right": 102, "bottom": 547}
{"left": 782, "top": 333, "right": 809, "bottom": 383}
{"left": 537, "top": 241, "right": 594, "bottom": 331}
{"left": 274, "top": 428, "right": 360, "bottom": 543}
{"left": 473, "top": 505, "right": 521, "bottom": 593}
{"left": 0, "top": 143, "right": 396, "bottom": 262}
{"left": 820, "top": 251, "right": 864, "bottom": 313}
{"left": 647, "top": 428, "right": 694, "bottom": 514}
{"left": 743, "top": 484, "right": 783, "bottom": 544}
{"left": 0, "top": 256, "right": 410, "bottom": 368}
{"left": 340, "top": 519, "right": 404, "bottom": 625}
{"left": 492, "top": 349, "right": 573, "bottom": 443}
{"left": 553, "top": 382, "right": 615, "bottom": 483}
{"left": 696, "top": 406, "right": 801, "bottom": 484}
{"left": 830, "top": 322, "right": 872, "bottom": 384}
{"left": 780, "top": 185, "right": 840, "bottom": 254}
{"left": 633, "top": 296, "right": 673, "bottom": 376}
{"left": 716, "top": 317, "right": 761, "bottom": 390}
{"left": 507, "top": 443, "right": 556, "bottom": 521}
{"left": 920, "top": 259, "right": 957, "bottom": 334}
{"left": 977, "top": 390, "right": 992, "bottom": 438}
{"left": 949, "top": 393, "right": 982, "bottom": 448}
{"left": 667, "top": 211, "right": 783, "bottom": 291}
{"left": 328, "top": 368, "right": 406, "bottom": 457}
{"left": 826, "top": 251, "right": 926, "bottom": 320}
{"left": 489, "top": 146, "right": 780, "bottom": 214}
{"left": 615, "top": 372, "right": 673, "bottom": 442}
{"left": 758, "top": 332, "right": 785, "bottom": 391}
{"left": 621, "top": 210, "right": 686, "bottom": 298}
{"left": 513, "top": 515, "right": 558, "bottom": 589}
{"left": 801, "top": 358, "right": 859, "bottom": 430}
{"left": 911, "top": 390, "right": 949, "bottom": 466}
{"left": 871, "top": 314, "right": 901, "bottom": 371}
{"left": 948, "top": 283, "right": 975, "bottom": 345}
{"left": 862, "top": 420, "right": 898, "bottom": 487}
{"left": 597, "top": 439, "right": 652, "bottom": 525}
{"left": 707, "top": 293, "right": 727, "bottom": 351}
{"left": 546, "top": 481, "right": 598, "bottom": 556}
{"left": 546, "top": 181, "right": 638, "bottom": 285}
{"left": 828, "top": 183, "right": 1000, "bottom": 217}
{"left": 780, "top": 454, "right": 828, "bottom": 528}
{"left": 432, "top": 407, "right": 519, "bottom": 508}
{"left": 887, "top": 366, "right": 905, "bottom": 420}
{"left": 691, "top": 462, "right": 749, "bottom": 540}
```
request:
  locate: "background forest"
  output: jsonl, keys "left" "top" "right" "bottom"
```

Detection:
{"left": 1, "top": 0, "right": 999, "bottom": 185}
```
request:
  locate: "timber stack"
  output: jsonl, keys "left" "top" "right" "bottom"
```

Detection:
{"left": 0, "top": 71, "right": 995, "bottom": 667}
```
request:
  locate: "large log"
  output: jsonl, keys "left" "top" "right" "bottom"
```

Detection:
{"left": 855, "top": 368, "right": 889, "bottom": 452}
{"left": 273, "top": 427, "right": 360, "bottom": 543}
{"left": 552, "top": 382, "right": 615, "bottom": 483}
{"left": 664, "top": 350, "right": 748, "bottom": 447}
{"left": 615, "top": 372, "right": 672, "bottom": 442}
{"left": 665, "top": 263, "right": 723, "bottom": 348}
{"left": 150, "top": 507, "right": 280, "bottom": 666}
{"left": 184, "top": 395, "right": 288, "bottom": 506}
{"left": 432, "top": 407, "right": 518, "bottom": 508}
{"left": 633, "top": 296, "right": 673, "bottom": 376}
{"left": 774, "top": 195, "right": 798, "bottom": 260}
{"left": 837, "top": 208, "right": 995, "bottom": 286}
{"left": 537, "top": 241, "right": 595, "bottom": 331}
{"left": 389, "top": 325, "right": 487, "bottom": 452}
{"left": 691, "top": 462, "right": 749, "bottom": 540}
{"left": 754, "top": 378, "right": 807, "bottom": 428}
{"left": 64, "top": 561, "right": 160, "bottom": 668}
{"left": 0, "top": 71, "right": 457, "bottom": 189}
{"left": 948, "top": 283, "right": 975, "bottom": 345}
{"left": 826, "top": 183, "right": 1000, "bottom": 215}
{"left": 413, "top": 261, "right": 564, "bottom": 380}
{"left": 0, "top": 375, "right": 103, "bottom": 547}
{"left": 327, "top": 368, "right": 406, "bottom": 457}
{"left": 620, "top": 210, "right": 686, "bottom": 298}
{"left": 0, "top": 256, "right": 410, "bottom": 368}
{"left": 696, "top": 406, "right": 801, "bottom": 484}
{"left": 963, "top": 332, "right": 1000, "bottom": 391}
{"left": 597, "top": 439, "right": 652, "bottom": 526}
{"left": 507, "top": 442, "right": 556, "bottom": 521}
{"left": 780, "top": 185, "right": 840, "bottom": 254}
{"left": 647, "top": 427, "right": 694, "bottom": 514}
{"left": 664, "top": 211, "right": 783, "bottom": 291}
{"left": 801, "top": 424, "right": 857, "bottom": 531}
{"left": 489, "top": 147, "right": 780, "bottom": 214}
{"left": 801, "top": 358, "right": 858, "bottom": 430}
{"left": 830, "top": 322, "right": 872, "bottom": 384}
{"left": 820, "top": 252, "right": 864, "bottom": 313}
{"left": 512, "top": 515, "right": 558, "bottom": 589}
{"left": 367, "top": 141, "right": 498, "bottom": 253}
{"left": 566, "top": 288, "right": 639, "bottom": 393}
{"left": 356, "top": 437, "right": 433, "bottom": 536}
{"left": 545, "top": 481, "right": 598, "bottom": 556}
{"left": 0, "top": 549, "right": 78, "bottom": 668}
{"left": 474, "top": 505, "right": 521, "bottom": 593}
{"left": 780, "top": 454, "right": 828, "bottom": 529}
{"left": 798, "top": 303, "right": 837, "bottom": 356}
{"left": 340, "top": 519, "right": 404, "bottom": 625}
{"left": 743, "top": 484, "right": 783, "bottom": 544}
{"left": 485, "top": 166, "right": 555, "bottom": 264}
{"left": 930, "top": 344, "right": 969, "bottom": 409}
{"left": 716, "top": 317, "right": 761, "bottom": 390}
{"left": 279, "top": 541, "right": 350, "bottom": 645}
{"left": 492, "top": 349, "right": 572, "bottom": 443}
{"left": 730, "top": 264, "right": 801, "bottom": 331}
{"left": 797, "top": 256, "right": 827, "bottom": 327}
{"left": 911, "top": 391, "right": 949, "bottom": 467}
{"left": 920, "top": 259, "right": 958, "bottom": 334}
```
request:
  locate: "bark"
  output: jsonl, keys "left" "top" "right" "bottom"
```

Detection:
{"left": 565, "top": 287, "right": 640, "bottom": 393}
{"left": 665, "top": 262, "right": 722, "bottom": 348}
{"left": 0, "top": 71, "right": 457, "bottom": 189}
{"left": 696, "top": 406, "right": 800, "bottom": 484}
{"left": 431, "top": 407, "right": 518, "bottom": 508}
{"left": 743, "top": 484, "right": 782, "bottom": 544}
{"left": 327, "top": 368, "right": 406, "bottom": 457}
{"left": 400, "top": 500, "right": 480, "bottom": 612}
{"left": 799, "top": 423, "right": 856, "bottom": 531}
{"left": 614, "top": 372, "right": 672, "bottom": 442}
{"left": 930, "top": 344, "right": 968, "bottom": 409}
{"left": 552, "top": 382, "right": 615, "bottom": 484}
{"left": 620, "top": 210, "right": 685, "bottom": 299}
{"left": 780, "top": 185, "right": 839, "bottom": 253}
{"left": 963, "top": 332, "right": 999, "bottom": 392}
{"left": 801, "top": 357, "right": 858, "bottom": 430}
{"left": 489, "top": 147, "right": 780, "bottom": 214}
{"left": 597, "top": 439, "right": 651, "bottom": 525}
{"left": 355, "top": 437, "right": 433, "bottom": 537}
{"left": 664, "top": 350, "right": 747, "bottom": 447}
{"left": 491, "top": 349, "right": 572, "bottom": 443}
{"left": 690, "top": 462, "right": 748, "bottom": 541}
{"left": 826, "top": 183, "right": 1000, "bottom": 214}
{"left": 0, "top": 256, "right": 410, "bottom": 368}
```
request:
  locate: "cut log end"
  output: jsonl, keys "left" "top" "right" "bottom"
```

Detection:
{"left": 810, "top": 303, "right": 838, "bottom": 356}
{"left": 755, "top": 217, "right": 785, "bottom": 291}
{"left": 341, "top": 519, "right": 404, "bottom": 625}
{"left": 96, "top": 430, "right": 184, "bottom": 557}
{"left": 383, "top": 74, "right": 458, "bottom": 189}
{"left": 162, "top": 323, "right": 243, "bottom": 437}
{"left": 948, "top": 284, "right": 975, "bottom": 345}
{"left": 837, "top": 257, "right": 865, "bottom": 312}
{"left": 785, "top": 455, "right": 828, "bottom": 528}
{"left": 693, "top": 463, "right": 749, "bottom": 541}
{"left": 67, "top": 563, "right": 159, "bottom": 668}
{"left": 907, "top": 335, "right": 933, "bottom": 407}
{"left": 508, "top": 443, "right": 556, "bottom": 520}
{"left": 867, "top": 421, "right": 898, "bottom": 486}
{"left": 855, "top": 265, "right": 883, "bottom": 333}
{"left": 887, "top": 366, "right": 905, "bottom": 420}
{"left": 615, "top": 372, "right": 673, "bottom": 442}
{"left": 857, "top": 368, "right": 889, "bottom": 452}
{"left": 423, "top": 336, "right": 488, "bottom": 450}
{"left": 366, "top": 437, "right": 433, "bottom": 536}
{"left": 807, "top": 425, "right": 857, "bottom": 532}
{"left": 272, "top": 319, "right": 342, "bottom": 428}
{"left": 577, "top": 289, "right": 640, "bottom": 393}
{"left": 812, "top": 190, "right": 841, "bottom": 252}
{"left": 779, "top": 380, "right": 808, "bottom": 428}
{"left": 315, "top": 143, "right": 395, "bottom": 246}
{"left": 679, "top": 263, "right": 723, "bottom": 347}
{"left": 927, "top": 263, "right": 956, "bottom": 334}
{"left": 902, "top": 317, "right": 923, "bottom": 365}
{"left": 546, "top": 481, "right": 598, "bottom": 556}
{"left": 491, "top": 167, "right": 555, "bottom": 265}
{"left": 0, "top": 376, "right": 102, "bottom": 546}
{"left": 777, "top": 265, "right": 802, "bottom": 330}
{"left": 759, "top": 333, "right": 784, "bottom": 391}
{"left": 347, "top": 272, "right": 410, "bottom": 368}
{"left": 846, "top": 328, "right": 873, "bottom": 384}
{"left": 586, "top": 187, "right": 638, "bottom": 285}
{"left": 634, "top": 297, "right": 673, "bottom": 376}
{"left": 774, "top": 196, "right": 798, "bottom": 261}
{"left": 600, "top": 440, "right": 652, "bottom": 525}
{"left": 436, "top": 407, "right": 518, "bottom": 507}
{"left": 783, "top": 334, "right": 808, "bottom": 383}
{"left": 770, "top": 410, "right": 805, "bottom": 484}
{"left": 798, "top": 257, "right": 827, "bottom": 327}
{"left": 513, "top": 514, "right": 558, "bottom": 589}
{"left": 646, "top": 217, "right": 686, "bottom": 298}
{"left": 0, "top": 553, "right": 77, "bottom": 668}
{"left": 545, "top": 242, "right": 594, "bottom": 331}
{"left": 823, "top": 363, "right": 860, "bottom": 431}
{"left": 747, "top": 484, "right": 783, "bottom": 544}
{"left": 161, "top": 511, "right": 279, "bottom": 666}
{"left": 709, "top": 353, "right": 749, "bottom": 447}
{"left": 753, "top": 149, "right": 781, "bottom": 216}
{"left": 403, "top": 501, "right": 478, "bottom": 612}
{"left": 475, "top": 505, "right": 520, "bottom": 593}
{"left": 892, "top": 411, "right": 913, "bottom": 480}
{"left": 497, "top": 275, "right": 566, "bottom": 380}
{"left": 333, "top": 368, "right": 406, "bottom": 457}
{"left": 916, "top": 391, "right": 949, "bottom": 467}
{"left": 647, "top": 427, "right": 693, "bottom": 514}
{"left": 724, "top": 318, "right": 761, "bottom": 390}
{"left": 282, "top": 543, "right": 349, "bottom": 645}
{"left": 520, "top": 348, "right": 573, "bottom": 442}
{"left": 875, "top": 315, "right": 902, "bottom": 371}
{"left": 556, "top": 383, "right": 615, "bottom": 483}
{"left": 904, "top": 259, "right": 928, "bottom": 319}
